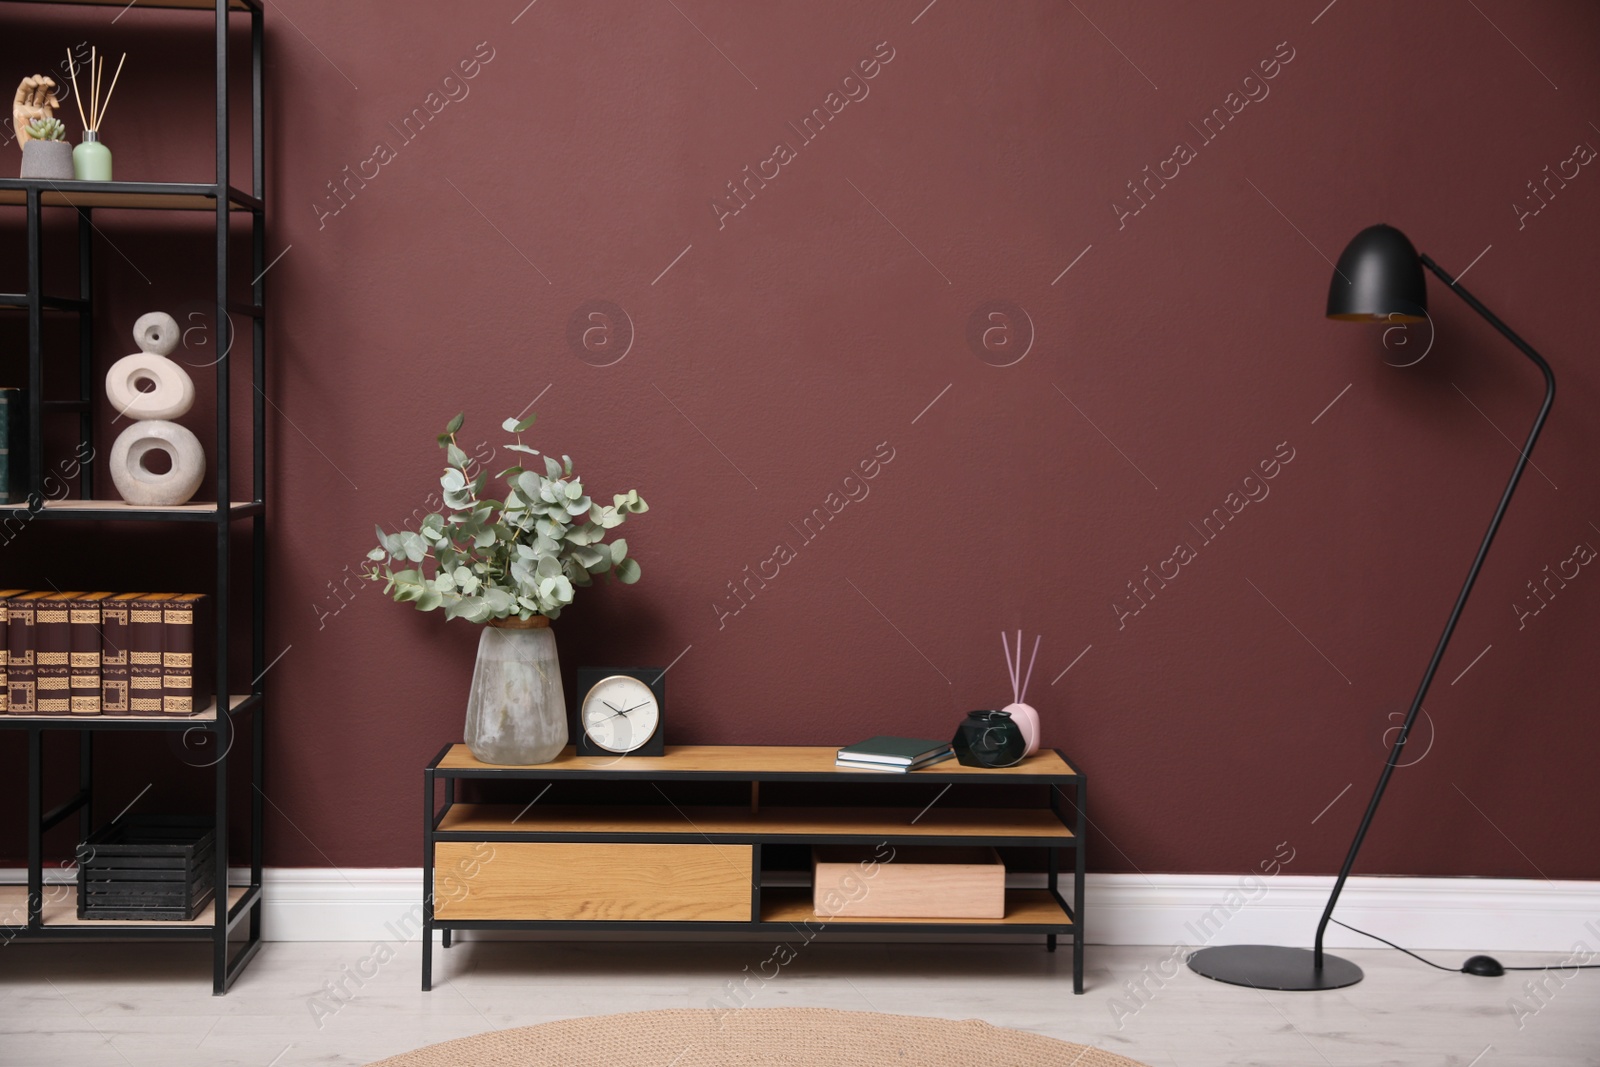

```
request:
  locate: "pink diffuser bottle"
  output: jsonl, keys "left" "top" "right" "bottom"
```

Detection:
{"left": 1000, "top": 630, "right": 1042, "bottom": 756}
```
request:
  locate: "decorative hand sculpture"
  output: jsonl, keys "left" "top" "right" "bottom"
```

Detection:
{"left": 13, "top": 76, "right": 61, "bottom": 147}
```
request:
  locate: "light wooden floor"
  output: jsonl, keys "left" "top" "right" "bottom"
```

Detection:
{"left": 0, "top": 938, "right": 1594, "bottom": 1066}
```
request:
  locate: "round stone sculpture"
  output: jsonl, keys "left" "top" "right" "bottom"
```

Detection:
{"left": 105, "top": 351, "right": 195, "bottom": 421}
{"left": 132, "top": 311, "right": 180, "bottom": 357}
{"left": 109, "top": 420, "right": 205, "bottom": 506}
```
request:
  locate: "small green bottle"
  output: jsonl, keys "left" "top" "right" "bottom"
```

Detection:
{"left": 73, "top": 131, "right": 113, "bottom": 181}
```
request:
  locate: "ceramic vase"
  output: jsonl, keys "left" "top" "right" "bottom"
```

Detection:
{"left": 73, "top": 132, "right": 112, "bottom": 181}
{"left": 1002, "top": 701, "right": 1041, "bottom": 756}
{"left": 463, "top": 616, "right": 567, "bottom": 765}
{"left": 20, "top": 140, "right": 74, "bottom": 180}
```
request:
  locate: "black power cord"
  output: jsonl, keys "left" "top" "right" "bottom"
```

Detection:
{"left": 1330, "top": 918, "right": 1600, "bottom": 975}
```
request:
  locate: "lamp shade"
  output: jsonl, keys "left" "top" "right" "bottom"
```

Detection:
{"left": 1326, "top": 224, "right": 1427, "bottom": 322}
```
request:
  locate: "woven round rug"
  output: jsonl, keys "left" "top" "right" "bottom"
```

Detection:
{"left": 365, "top": 1008, "right": 1149, "bottom": 1066}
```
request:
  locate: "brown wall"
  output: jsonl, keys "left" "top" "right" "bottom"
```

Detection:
{"left": 2, "top": 1, "right": 1598, "bottom": 878}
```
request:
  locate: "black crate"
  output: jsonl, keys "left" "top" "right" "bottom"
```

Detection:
{"left": 76, "top": 816, "right": 216, "bottom": 921}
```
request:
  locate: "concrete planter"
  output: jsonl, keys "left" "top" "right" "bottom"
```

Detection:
{"left": 19, "top": 140, "right": 74, "bottom": 180}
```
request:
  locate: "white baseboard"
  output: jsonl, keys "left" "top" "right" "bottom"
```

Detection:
{"left": 11, "top": 868, "right": 1597, "bottom": 952}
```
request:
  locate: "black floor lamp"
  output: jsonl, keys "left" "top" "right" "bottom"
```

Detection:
{"left": 1188, "top": 224, "right": 1556, "bottom": 991}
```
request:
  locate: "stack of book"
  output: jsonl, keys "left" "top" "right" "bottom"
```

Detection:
{"left": 835, "top": 736, "right": 954, "bottom": 773}
{"left": 1, "top": 592, "right": 210, "bottom": 716}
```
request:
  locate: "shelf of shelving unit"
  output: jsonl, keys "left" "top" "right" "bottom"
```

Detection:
{"left": 0, "top": 0, "right": 256, "bottom": 12}
{"left": 0, "top": 694, "right": 256, "bottom": 729}
{"left": 0, "top": 500, "right": 263, "bottom": 521}
{"left": 423, "top": 744, "right": 1088, "bottom": 995}
{"left": 0, "top": 0, "right": 267, "bottom": 994}
{"left": 0, "top": 884, "right": 251, "bottom": 933}
{"left": 0, "top": 181, "right": 261, "bottom": 212}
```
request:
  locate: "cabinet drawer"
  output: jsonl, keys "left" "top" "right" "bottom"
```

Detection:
{"left": 433, "top": 841, "right": 752, "bottom": 921}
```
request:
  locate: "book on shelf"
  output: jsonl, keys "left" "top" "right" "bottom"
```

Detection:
{"left": 0, "top": 588, "right": 26, "bottom": 712}
{"left": 100, "top": 592, "right": 139, "bottom": 715}
{"left": 70, "top": 592, "right": 113, "bottom": 715}
{"left": 128, "top": 593, "right": 174, "bottom": 715}
{"left": 5, "top": 591, "right": 50, "bottom": 714}
{"left": 34, "top": 591, "right": 78, "bottom": 715}
{"left": 836, "top": 736, "right": 954, "bottom": 766}
{"left": 0, "top": 387, "right": 27, "bottom": 506}
{"left": 835, "top": 750, "right": 955, "bottom": 773}
{"left": 162, "top": 593, "right": 209, "bottom": 715}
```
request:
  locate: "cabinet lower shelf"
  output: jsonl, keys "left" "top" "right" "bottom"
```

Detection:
{"left": 758, "top": 887, "right": 1071, "bottom": 927}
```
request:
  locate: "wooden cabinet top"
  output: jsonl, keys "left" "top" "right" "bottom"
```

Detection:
{"left": 432, "top": 744, "right": 1078, "bottom": 780}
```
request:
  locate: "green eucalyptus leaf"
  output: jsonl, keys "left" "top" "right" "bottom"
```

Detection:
{"left": 445, "top": 412, "right": 465, "bottom": 435}
{"left": 544, "top": 456, "right": 562, "bottom": 479}
{"left": 447, "top": 443, "right": 469, "bottom": 469}
{"left": 615, "top": 558, "right": 642, "bottom": 584}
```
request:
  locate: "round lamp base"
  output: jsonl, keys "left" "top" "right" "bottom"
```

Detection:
{"left": 1187, "top": 945, "right": 1364, "bottom": 991}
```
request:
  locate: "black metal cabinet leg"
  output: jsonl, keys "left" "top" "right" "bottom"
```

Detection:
{"left": 1074, "top": 776, "right": 1086, "bottom": 994}
{"left": 442, "top": 929, "right": 452, "bottom": 949}
{"left": 1047, "top": 934, "right": 1057, "bottom": 952}
{"left": 422, "top": 767, "right": 435, "bottom": 990}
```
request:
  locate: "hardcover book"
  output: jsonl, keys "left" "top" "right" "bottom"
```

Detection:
{"left": 835, "top": 751, "right": 955, "bottom": 773}
{"left": 162, "top": 593, "right": 209, "bottom": 715}
{"left": 34, "top": 592, "right": 79, "bottom": 715}
{"left": 70, "top": 592, "right": 113, "bottom": 715}
{"left": 6, "top": 591, "right": 50, "bottom": 714}
{"left": 0, "top": 588, "right": 27, "bottom": 713}
{"left": 0, "top": 387, "right": 23, "bottom": 505}
{"left": 100, "top": 592, "right": 140, "bottom": 715}
{"left": 836, "top": 736, "right": 953, "bottom": 765}
{"left": 128, "top": 593, "right": 174, "bottom": 715}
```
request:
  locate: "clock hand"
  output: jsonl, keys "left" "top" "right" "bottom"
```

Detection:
{"left": 602, "top": 701, "right": 622, "bottom": 713}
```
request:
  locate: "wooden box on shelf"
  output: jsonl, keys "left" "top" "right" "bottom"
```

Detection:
{"left": 813, "top": 845, "right": 1006, "bottom": 919}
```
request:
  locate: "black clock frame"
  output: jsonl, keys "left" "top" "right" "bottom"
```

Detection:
{"left": 573, "top": 667, "right": 666, "bottom": 757}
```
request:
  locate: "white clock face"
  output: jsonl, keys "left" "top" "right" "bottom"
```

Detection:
{"left": 580, "top": 675, "right": 660, "bottom": 754}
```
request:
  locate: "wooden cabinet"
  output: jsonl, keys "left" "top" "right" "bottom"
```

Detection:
{"left": 423, "top": 744, "right": 1088, "bottom": 993}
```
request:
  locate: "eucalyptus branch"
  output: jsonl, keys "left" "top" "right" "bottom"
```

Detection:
{"left": 364, "top": 411, "right": 648, "bottom": 623}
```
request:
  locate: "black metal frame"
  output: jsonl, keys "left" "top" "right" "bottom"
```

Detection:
{"left": 421, "top": 745, "right": 1088, "bottom": 995}
{"left": 0, "top": 0, "right": 266, "bottom": 995}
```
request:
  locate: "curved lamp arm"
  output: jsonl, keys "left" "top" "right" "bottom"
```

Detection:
{"left": 1312, "top": 254, "right": 1556, "bottom": 967}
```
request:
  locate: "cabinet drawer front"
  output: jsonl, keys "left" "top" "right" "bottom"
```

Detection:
{"left": 433, "top": 842, "right": 752, "bottom": 921}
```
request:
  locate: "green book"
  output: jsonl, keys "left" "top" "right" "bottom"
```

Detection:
{"left": 837, "top": 736, "right": 953, "bottom": 766}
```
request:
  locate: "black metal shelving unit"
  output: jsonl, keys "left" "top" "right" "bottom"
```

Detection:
{"left": 423, "top": 745, "right": 1088, "bottom": 995}
{"left": 0, "top": 0, "right": 265, "bottom": 994}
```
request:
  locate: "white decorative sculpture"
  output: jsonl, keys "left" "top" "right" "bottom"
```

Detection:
{"left": 106, "top": 352, "right": 195, "bottom": 421}
{"left": 107, "top": 312, "right": 205, "bottom": 506}
{"left": 109, "top": 421, "right": 205, "bottom": 506}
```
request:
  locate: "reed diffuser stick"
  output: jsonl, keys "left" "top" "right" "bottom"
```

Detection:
{"left": 1001, "top": 631, "right": 1018, "bottom": 704}
{"left": 97, "top": 54, "right": 127, "bottom": 130}
{"left": 90, "top": 46, "right": 98, "bottom": 131}
{"left": 67, "top": 49, "right": 87, "bottom": 129}
{"left": 1019, "top": 634, "right": 1041, "bottom": 704}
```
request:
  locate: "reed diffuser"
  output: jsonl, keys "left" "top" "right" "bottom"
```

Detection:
{"left": 999, "top": 629, "right": 1043, "bottom": 756}
{"left": 68, "top": 46, "right": 125, "bottom": 181}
